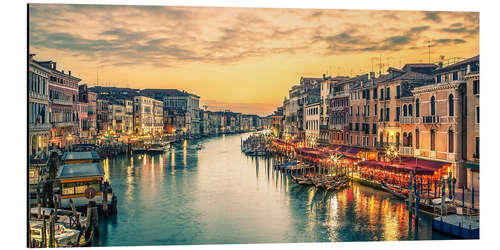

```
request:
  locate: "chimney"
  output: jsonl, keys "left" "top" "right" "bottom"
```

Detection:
{"left": 467, "top": 64, "right": 471, "bottom": 74}
{"left": 69, "top": 70, "right": 71, "bottom": 76}
{"left": 438, "top": 62, "right": 443, "bottom": 68}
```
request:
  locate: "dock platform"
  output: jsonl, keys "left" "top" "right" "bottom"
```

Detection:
{"left": 432, "top": 214, "right": 479, "bottom": 239}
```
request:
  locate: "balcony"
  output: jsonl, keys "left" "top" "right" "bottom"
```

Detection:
{"left": 29, "top": 123, "right": 51, "bottom": 131}
{"left": 375, "top": 142, "right": 399, "bottom": 150}
{"left": 400, "top": 116, "right": 414, "bottom": 124}
{"left": 52, "top": 98, "right": 74, "bottom": 106}
{"left": 447, "top": 152, "right": 458, "bottom": 161}
{"left": 399, "top": 146, "right": 413, "bottom": 156}
{"left": 330, "top": 123, "right": 344, "bottom": 130}
{"left": 53, "top": 121, "right": 74, "bottom": 128}
{"left": 29, "top": 92, "right": 49, "bottom": 101}
{"left": 422, "top": 116, "right": 439, "bottom": 124}
{"left": 320, "top": 125, "right": 329, "bottom": 132}
{"left": 430, "top": 150, "right": 437, "bottom": 158}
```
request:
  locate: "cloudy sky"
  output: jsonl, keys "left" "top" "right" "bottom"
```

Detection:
{"left": 29, "top": 4, "right": 479, "bottom": 116}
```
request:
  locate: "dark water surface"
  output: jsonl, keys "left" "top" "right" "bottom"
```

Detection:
{"left": 95, "top": 133, "right": 450, "bottom": 246}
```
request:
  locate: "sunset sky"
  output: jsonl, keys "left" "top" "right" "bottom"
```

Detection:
{"left": 28, "top": 4, "right": 479, "bottom": 116}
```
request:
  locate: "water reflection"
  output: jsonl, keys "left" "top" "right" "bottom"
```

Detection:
{"left": 97, "top": 133, "right": 450, "bottom": 246}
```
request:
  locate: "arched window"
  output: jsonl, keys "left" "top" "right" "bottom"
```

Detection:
{"left": 416, "top": 99, "right": 420, "bottom": 117}
{"left": 409, "top": 104, "right": 413, "bottom": 116}
{"left": 430, "top": 96, "right": 436, "bottom": 116}
{"left": 403, "top": 132, "right": 408, "bottom": 146}
{"left": 379, "top": 132, "right": 383, "bottom": 144}
{"left": 408, "top": 132, "right": 413, "bottom": 147}
{"left": 449, "top": 94, "right": 454, "bottom": 116}
{"left": 403, "top": 105, "right": 408, "bottom": 117}
{"left": 430, "top": 129, "right": 436, "bottom": 151}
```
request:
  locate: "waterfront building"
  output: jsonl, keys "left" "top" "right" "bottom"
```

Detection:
{"left": 77, "top": 84, "right": 91, "bottom": 140}
{"left": 109, "top": 100, "right": 126, "bottom": 134}
{"left": 152, "top": 98, "right": 164, "bottom": 136}
{"left": 271, "top": 106, "right": 284, "bottom": 138}
{"left": 463, "top": 56, "right": 480, "bottom": 190}
{"left": 87, "top": 91, "right": 98, "bottom": 138}
{"left": 28, "top": 55, "right": 51, "bottom": 187}
{"left": 304, "top": 96, "right": 321, "bottom": 147}
{"left": 328, "top": 77, "right": 352, "bottom": 146}
{"left": 375, "top": 64, "right": 436, "bottom": 160}
{"left": 141, "top": 89, "right": 201, "bottom": 136}
{"left": 28, "top": 55, "right": 51, "bottom": 157}
{"left": 37, "top": 60, "right": 81, "bottom": 149}
{"left": 347, "top": 74, "right": 371, "bottom": 148}
{"left": 410, "top": 56, "right": 479, "bottom": 187}
{"left": 96, "top": 98, "right": 111, "bottom": 135}
{"left": 133, "top": 96, "right": 156, "bottom": 135}
{"left": 283, "top": 85, "right": 303, "bottom": 140}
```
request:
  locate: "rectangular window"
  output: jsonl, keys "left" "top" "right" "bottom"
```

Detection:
{"left": 416, "top": 130, "right": 420, "bottom": 149}
{"left": 372, "top": 123, "right": 377, "bottom": 134}
{"left": 367, "top": 104, "right": 370, "bottom": 116}
{"left": 436, "top": 74, "right": 441, "bottom": 83}
{"left": 374, "top": 104, "right": 378, "bottom": 116}
{"left": 385, "top": 108, "right": 390, "bottom": 121}
{"left": 396, "top": 85, "right": 401, "bottom": 99}
{"left": 379, "top": 108, "right": 383, "bottom": 121}
{"left": 449, "top": 131, "right": 454, "bottom": 153}
{"left": 476, "top": 106, "right": 480, "bottom": 123}
{"left": 453, "top": 71, "right": 458, "bottom": 81}
{"left": 430, "top": 130, "right": 436, "bottom": 151}
{"left": 473, "top": 80, "right": 479, "bottom": 95}
{"left": 475, "top": 137, "right": 480, "bottom": 158}
{"left": 373, "top": 88, "right": 378, "bottom": 99}
{"left": 380, "top": 89, "right": 384, "bottom": 100}
{"left": 396, "top": 107, "right": 400, "bottom": 121}
{"left": 386, "top": 87, "right": 390, "bottom": 100}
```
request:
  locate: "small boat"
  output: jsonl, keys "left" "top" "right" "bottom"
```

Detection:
{"left": 381, "top": 182, "right": 408, "bottom": 200}
{"left": 197, "top": 144, "right": 203, "bottom": 150}
{"left": 29, "top": 220, "right": 81, "bottom": 247}
{"left": 30, "top": 207, "right": 87, "bottom": 229}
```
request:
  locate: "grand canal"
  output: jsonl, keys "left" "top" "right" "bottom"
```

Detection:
{"left": 94, "top": 132, "right": 451, "bottom": 246}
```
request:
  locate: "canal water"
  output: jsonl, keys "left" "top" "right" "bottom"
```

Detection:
{"left": 95, "top": 133, "right": 451, "bottom": 246}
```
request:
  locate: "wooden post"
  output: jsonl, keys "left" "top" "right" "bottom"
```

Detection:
{"left": 42, "top": 211, "right": 47, "bottom": 248}
{"left": 37, "top": 202, "right": 41, "bottom": 219}
{"left": 85, "top": 201, "right": 92, "bottom": 239}
{"left": 103, "top": 182, "right": 109, "bottom": 216}
{"left": 92, "top": 202, "right": 100, "bottom": 238}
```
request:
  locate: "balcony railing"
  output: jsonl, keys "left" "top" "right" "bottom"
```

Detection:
{"left": 52, "top": 98, "right": 74, "bottom": 106}
{"left": 29, "top": 92, "right": 49, "bottom": 101}
{"left": 400, "top": 116, "right": 414, "bottom": 124}
{"left": 375, "top": 142, "right": 399, "bottom": 150}
{"left": 53, "top": 121, "right": 74, "bottom": 128}
{"left": 422, "top": 116, "right": 439, "bottom": 124}
{"left": 29, "top": 123, "right": 52, "bottom": 131}
{"left": 399, "top": 146, "right": 413, "bottom": 156}
{"left": 320, "top": 125, "right": 329, "bottom": 131}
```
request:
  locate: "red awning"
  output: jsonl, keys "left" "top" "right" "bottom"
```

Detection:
{"left": 399, "top": 157, "right": 451, "bottom": 171}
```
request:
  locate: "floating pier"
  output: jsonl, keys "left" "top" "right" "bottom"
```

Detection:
{"left": 432, "top": 214, "right": 479, "bottom": 239}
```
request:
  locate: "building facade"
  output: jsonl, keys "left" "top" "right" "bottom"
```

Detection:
{"left": 37, "top": 60, "right": 81, "bottom": 148}
{"left": 28, "top": 55, "right": 51, "bottom": 158}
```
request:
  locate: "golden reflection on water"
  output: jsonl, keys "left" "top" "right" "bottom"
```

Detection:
{"left": 103, "top": 158, "right": 110, "bottom": 182}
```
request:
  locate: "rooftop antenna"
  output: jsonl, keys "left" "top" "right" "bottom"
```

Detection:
{"left": 428, "top": 40, "right": 431, "bottom": 64}
{"left": 379, "top": 54, "right": 382, "bottom": 76}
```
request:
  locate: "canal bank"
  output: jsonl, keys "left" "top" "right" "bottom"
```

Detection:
{"left": 95, "top": 132, "right": 451, "bottom": 246}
